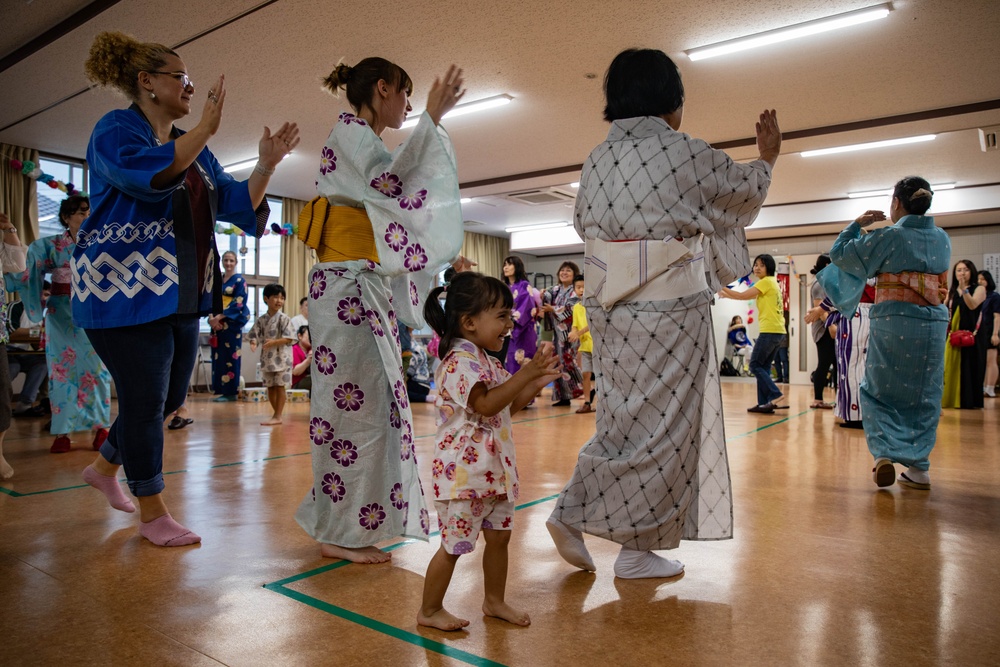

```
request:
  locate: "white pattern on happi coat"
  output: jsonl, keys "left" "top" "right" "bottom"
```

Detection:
{"left": 552, "top": 116, "right": 772, "bottom": 549}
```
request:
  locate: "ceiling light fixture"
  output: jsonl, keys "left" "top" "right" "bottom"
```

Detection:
{"left": 400, "top": 94, "right": 513, "bottom": 129}
{"left": 39, "top": 214, "right": 55, "bottom": 222}
{"left": 801, "top": 134, "right": 936, "bottom": 158}
{"left": 569, "top": 182, "right": 580, "bottom": 188}
{"left": 504, "top": 221, "right": 570, "bottom": 233}
{"left": 686, "top": 3, "right": 892, "bottom": 62}
{"left": 460, "top": 198, "right": 473, "bottom": 204}
{"left": 848, "top": 182, "right": 956, "bottom": 199}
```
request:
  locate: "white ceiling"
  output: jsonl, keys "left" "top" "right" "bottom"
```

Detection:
{"left": 2, "top": 0, "right": 999, "bottom": 255}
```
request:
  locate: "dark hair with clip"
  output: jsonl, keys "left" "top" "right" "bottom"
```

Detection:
{"left": 892, "top": 176, "right": 933, "bottom": 215}
{"left": 424, "top": 272, "right": 513, "bottom": 360}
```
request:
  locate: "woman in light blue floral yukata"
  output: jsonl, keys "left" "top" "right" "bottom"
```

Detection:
{"left": 294, "top": 58, "right": 472, "bottom": 564}
{"left": 18, "top": 196, "right": 112, "bottom": 454}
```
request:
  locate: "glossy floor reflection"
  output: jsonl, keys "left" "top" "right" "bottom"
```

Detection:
{"left": 1, "top": 380, "right": 997, "bottom": 666}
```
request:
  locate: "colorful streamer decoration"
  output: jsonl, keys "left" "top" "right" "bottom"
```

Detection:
{"left": 214, "top": 222, "right": 297, "bottom": 237}
{"left": 6, "top": 158, "right": 85, "bottom": 196}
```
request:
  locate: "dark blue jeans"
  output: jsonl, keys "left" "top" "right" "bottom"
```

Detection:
{"left": 86, "top": 315, "right": 200, "bottom": 496}
{"left": 750, "top": 333, "right": 786, "bottom": 406}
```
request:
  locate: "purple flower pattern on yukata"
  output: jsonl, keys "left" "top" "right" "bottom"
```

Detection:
{"left": 400, "top": 422, "right": 414, "bottom": 460}
{"left": 321, "top": 472, "right": 346, "bottom": 502}
{"left": 339, "top": 112, "right": 367, "bottom": 126}
{"left": 319, "top": 146, "right": 337, "bottom": 175}
{"left": 367, "top": 310, "right": 385, "bottom": 337}
{"left": 393, "top": 380, "right": 409, "bottom": 410}
{"left": 310, "top": 417, "right": 335, "bottom": 446}
{"left": 359, "top": 503, "right": 386, "bottom": 531}
{"left": 403, "top": 244, "right": 427, "bottom": 272}
{"left": 420, "top": 508, "right": 430, "bottom": 534}
{"left": 387, "top": 311, "right": 399, "bottom": 342}
{"left": 334, "top": 382, "right": 365, "bottom": 411}
{"left": 330, "top": 439, "right": 358, "bottom": 466}
{"left": 409, "top": 280, "right": 419, "bottom": 306}
{"left": 390, "top": 483, "right": 406, "bottom": 510}
{"left": 389, "top": 401, "right": 401, "bottom": 429}
{"left": 370, "top": 172, "right": 403, "bottom": 198}
{"left": 384, "top": 222, "right": 409, "bottom": 252}
{"left": 310, "top": 272, "right": 327, "bottom": 300}
{"left": 314, "top": 346, "right": 337, "bottom": 375}
{"left": 398, "top": 189, "right": 428, "bottom": 211}
{"left": 337, "top": 297, "right": 365, "bottom": 325}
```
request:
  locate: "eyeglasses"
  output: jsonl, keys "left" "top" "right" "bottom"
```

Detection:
{"left": 148, "top": 71, "right": 194, "bottom": 89}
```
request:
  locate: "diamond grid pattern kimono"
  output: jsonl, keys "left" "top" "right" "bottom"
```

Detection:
{"left": 294, "top": 112, "right": 463, "bottom": 547}
{"left": 551, "top": 116, "right": 771, "bottom": 550}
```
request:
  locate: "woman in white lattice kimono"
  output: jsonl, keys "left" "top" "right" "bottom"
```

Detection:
{"left": 294, "top": 58, "right": 471, "bottom": 564}
{"left": 546, "top": 49, "right": 781, "bottom": 578}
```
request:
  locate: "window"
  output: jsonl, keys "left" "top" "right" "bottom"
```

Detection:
{"left": 35, "top": 156, "right": 87, "bottom": 238}
{"left": 213, "top": 196, "right": 284, "bottom": 325}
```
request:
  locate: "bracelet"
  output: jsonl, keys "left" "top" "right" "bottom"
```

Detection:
{"left": 254, "top": 162, "right": 275, "bottom": 176}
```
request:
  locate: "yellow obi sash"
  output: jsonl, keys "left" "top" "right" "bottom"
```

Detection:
{"left": 299, "top": 201, "right": 379, "bottom": 264}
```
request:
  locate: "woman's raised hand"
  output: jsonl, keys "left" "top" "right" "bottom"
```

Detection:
{"left": 854, "top": 210, "right": 886, "bottom": 228}
{"left": 258, "top": 122, "right": 300, "bottom": 170}
{"left": 426, "top": 65, "right": 465, "bottom": 126}
{"left": 755, "top": 109, "right": 781, "bottom": 166}
{"left": 198, "top": 74, "right": 227, "bottom": 136}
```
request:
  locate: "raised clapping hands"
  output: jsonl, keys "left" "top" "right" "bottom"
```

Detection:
{"left": 525, "top": 342, "right": 562, "bottom": 390}
{"left": 451, "top": 255, "right": 477, "bottom": 272}
{"left": 803, "top": 306, "right": 825, "bottom": 324}
{"left": 426, "top": 65, "right": 465, "bottom": 126}
{"left": 259, "top": 122, "right": 301, "bottom": 170}
{"left": 198, "top": 74, "right": 227, "bottom": 137}
{"left": 755, "top": 109, "right": 781, "bottom": 166}
{"left": 855, "top": 210, "right": 887, "bottom": 228}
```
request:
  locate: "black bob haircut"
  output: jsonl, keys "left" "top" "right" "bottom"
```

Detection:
{"left": 603, "top": 48, "right": 685, "bottom": 122}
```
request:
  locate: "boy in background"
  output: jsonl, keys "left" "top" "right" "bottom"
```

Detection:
{"left": 247, "top": 284, "right": 294, "bottom": 425}
{"left": 568, "top": 275, "right": 595, "bottom": 414}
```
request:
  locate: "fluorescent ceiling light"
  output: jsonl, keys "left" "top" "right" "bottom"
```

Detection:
{"left": 460, "top": 197, "right": 473, "bottom": 204}
{"left": 848, "top": 182, "right": 955, "bottom": 199}
{"left": 686, "top": 3, "right": 892, "bottom": 61}
{"left": 39, "top": 214, "right": 55, "bottom": 222}
{"left": 223, "top": 154, "right": 289, "bottom": 173}
{"left": 505, "top": 221, "right": 570, "bottom": 233}
{"left": 801, "top": 134, "right": 935, "bottom": 158}
{"left": 400, "top": 94, "right": 513, "bottom": 129}
{"left": 569, "top": 182, "right": 580, "bottom": 188}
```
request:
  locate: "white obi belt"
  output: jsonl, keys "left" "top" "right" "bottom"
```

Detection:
{"left": 584, "top": 235, "right": 708, "bottom": 310}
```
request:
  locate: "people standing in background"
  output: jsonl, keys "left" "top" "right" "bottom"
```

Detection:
{"left": 502, "top": 255, "right": 538, "bottom": 375}
{"left": 18, "top": 196, "right": 112, "bottom": 453}
{"left": 808, "top": 255, "right": 836, "bottom": 409}
{"left": 943, "top": 259, "right": 986, "bottom": 409}
{"left": 209, "top": 250, "right": 249, "bottom": 401}
{"left": 978, "top": 270, "right": 999, "bottom": 397}
{"left": 568, "top": 274, "right": 594, "bottom": 414}
{"left": 0, "top": 211, "right": 27, "bottom": 480}
{"left": 246, "top": 283, "right": 294, "bottom": 425}
{"left": 291, "top": 325, "right": 312, "bottom": 391}
{"left": 541, "top": 261, "right": 583, "bottom": 406}
{"left": 726, "top": 315, "right": 751, "bottom": 376}
{"left": 6, "top": 277, "right": 50, "bottom": 417}
{"left": 290, "top": 296, "right": 309, "bottom": 332}
{"left": 772, "top": 310, "right": 790, "bottom": 384}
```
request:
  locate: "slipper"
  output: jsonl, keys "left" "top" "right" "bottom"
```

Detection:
{"left": 747, "top": 404, "right": 775, "bottom": 414}
{"left": 773, "top": 404, "right": 790, "bottom": 410}
{"left": 898, "top": 471, "right": 931, "bottom": 490}
{"left": 168, "top": 416, "right": 194, "bottom": 430}
{"left": 872, "top": 457, "right": 895, "bottom": 487}
{"left": 575, "top": 402, "right": 593, "bottom": 414}
{"left": 810, "top": 402, "right": 834, "bottom": 409}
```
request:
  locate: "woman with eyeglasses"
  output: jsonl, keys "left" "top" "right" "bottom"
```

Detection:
{"left": 15, "top": 195, "right": 112, "bottom": 455}
{"left": 74, "top": 31, "right": 298, "bottom": 547}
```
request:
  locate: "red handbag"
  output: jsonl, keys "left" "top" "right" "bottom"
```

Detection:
{"left": 949, "top": 330, "right": 975, "bottom": 347}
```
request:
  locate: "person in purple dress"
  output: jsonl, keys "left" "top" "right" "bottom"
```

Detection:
{"left": 502, "top": 256, "right": 539, "bottom": 375}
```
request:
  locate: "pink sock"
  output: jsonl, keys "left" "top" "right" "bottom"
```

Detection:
{"left": 82, "top": 466, "right": 135, "bottom": 513}
{"left": 139, "top": 514, "right": 201, "bottom": 547}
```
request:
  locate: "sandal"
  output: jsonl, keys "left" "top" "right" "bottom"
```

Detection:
{"left": 575, "top": 402, "right": 593, "bottom": 414}
{"left": 167, "top": 416, "right": 194, "bottom": 430}
{"left": 810, "top": 402, "right": 834, "bottom": 409}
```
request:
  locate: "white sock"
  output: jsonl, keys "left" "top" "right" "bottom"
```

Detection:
{"left": 546, "top": 517, "right": 596, "bottom": 571}
{"left": 613, "top": 547, "right": 684, "bottom": 579}
{"left": 901, "top": 466, "right": 930, "bottom": 485}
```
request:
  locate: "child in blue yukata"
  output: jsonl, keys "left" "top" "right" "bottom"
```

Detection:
{"left": 246, "top": 283, "right": 294, "bottom": 425}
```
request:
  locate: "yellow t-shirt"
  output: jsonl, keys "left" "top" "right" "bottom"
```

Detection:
{"left": 572, "top": 302, "right": 593, "bottom": 353}
{"left": 754, "top": 275, "right": 786, "bottom": 334}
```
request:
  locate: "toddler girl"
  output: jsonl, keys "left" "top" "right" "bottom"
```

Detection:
{"left": 418, "top": 272, "right": 560, "bottom": 632}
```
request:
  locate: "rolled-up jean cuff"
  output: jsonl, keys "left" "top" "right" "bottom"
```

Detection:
{"left": 99, "top": 441, "right": 121, "bottom": 466}
{"left": 127, "top": 473, "right": 165, "bottom": 497}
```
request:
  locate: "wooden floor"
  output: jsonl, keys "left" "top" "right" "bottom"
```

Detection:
{"left": 1, "top": 379, "right": 998, "bottom": 666}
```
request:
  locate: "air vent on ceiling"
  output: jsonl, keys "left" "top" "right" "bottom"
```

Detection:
{"left": 505, "top": 188, "right": 576, "bottom": 206}
{"left": 979, "top": 126, "right": 1000, "bottom": 152}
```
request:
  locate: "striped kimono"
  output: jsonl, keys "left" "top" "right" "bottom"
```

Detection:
{"left": 551, "top": 116, "right": 772, "bottom": 550}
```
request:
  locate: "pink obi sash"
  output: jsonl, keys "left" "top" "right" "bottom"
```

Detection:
{"left": 875, "top": 271, "right": 948, "bottom": 307}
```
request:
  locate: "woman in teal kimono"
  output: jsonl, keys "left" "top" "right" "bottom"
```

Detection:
{"left": 19, "top": 196, "right": 111, "bottom": 453}
{"left": 209, "top": 250, "right": 249, "bottom": 400}
{"left": 818, "top": 176, "right": 951, "bottom": 490}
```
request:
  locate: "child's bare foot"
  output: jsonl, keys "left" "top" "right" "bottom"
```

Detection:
{"left": 1, "top": 456, "right": 13, "bottom": 480}
{"left": 417, "top": 608, "right": 470, "bottom": 632}
{"left": 260, "top": 417, "right": 283, "bottom": 426}
{"left": 482, "top": 600, "right": 530, "bottom": 626}
{"left": 320, "top": 543, "right": 391, "bottom": 563}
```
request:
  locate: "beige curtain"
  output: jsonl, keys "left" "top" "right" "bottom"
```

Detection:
{"left": 461, "top": 231, "right": 509, "bottom": 281}
{"left": 280, "top": 197, "right": 314, "bottom": 317}
{"left": 0, "top": 143, "right": 40, "bottom": 244}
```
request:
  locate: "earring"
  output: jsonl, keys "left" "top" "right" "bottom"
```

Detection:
{"left": 150, "top": 92, "right": 156, "bottom": 99}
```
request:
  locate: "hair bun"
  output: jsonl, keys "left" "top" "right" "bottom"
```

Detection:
{"left": 910, "top": 188, "right": 932, "bottom": 199}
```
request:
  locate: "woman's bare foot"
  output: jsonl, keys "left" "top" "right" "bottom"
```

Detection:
{"left": 260, "top": 417, "right": 283, "bottom": 426}
{"left": 482, "top": 600, "right": 530, "bottom": 626}
{"left": 417, "top": 608, "right": 470, "bottom": 632}
{"left": 320, "top": 543, "right": 391, "bottom": 563}
{"left": 1, "top": 456, "right": 13, "bottom": 480}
